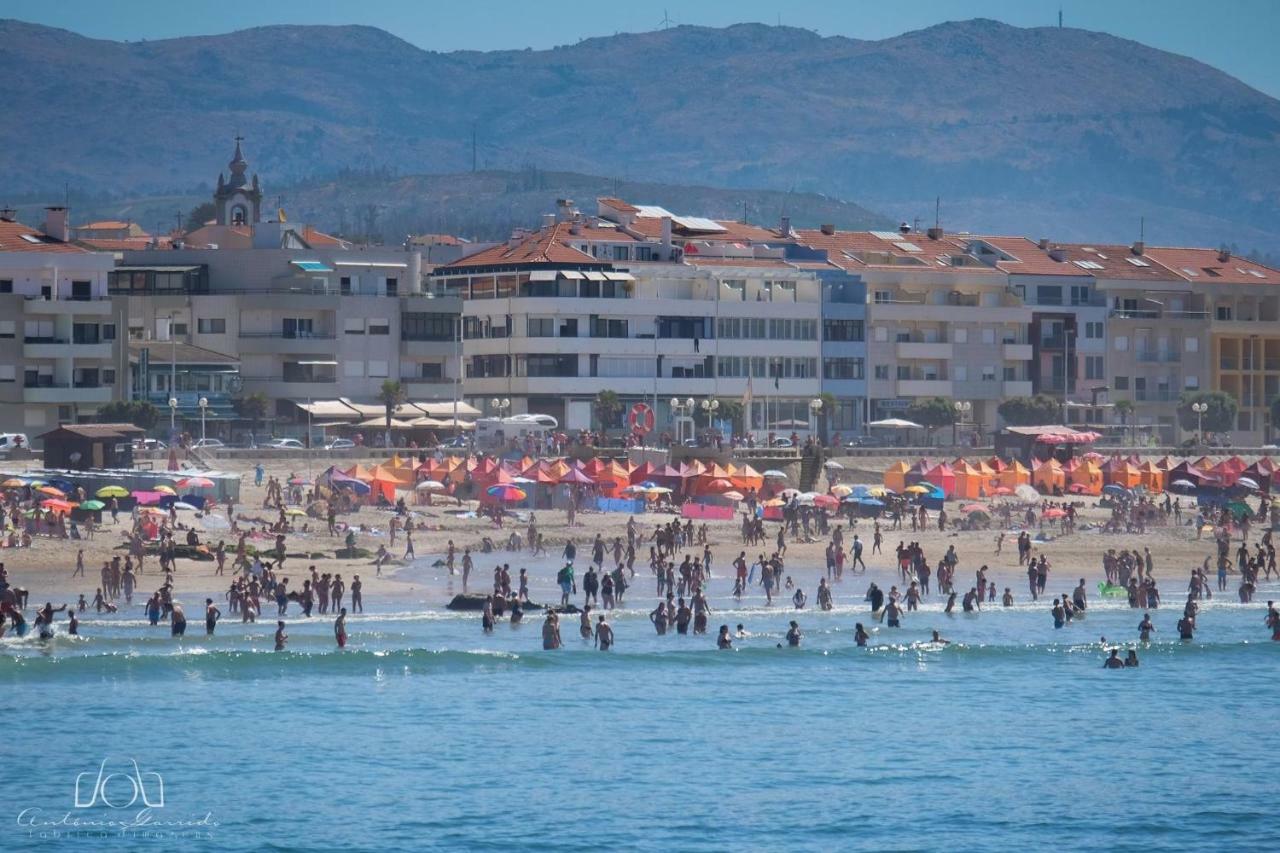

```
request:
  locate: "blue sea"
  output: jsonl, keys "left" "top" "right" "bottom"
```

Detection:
{"left": 3, "top": 564, "right": 1278, "bottom": 852}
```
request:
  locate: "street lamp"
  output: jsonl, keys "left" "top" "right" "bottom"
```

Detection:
{"left": 809, "top": 397, "right": 823, "bottom": 441}
{"left": 670, "top": 397, "right": 696, "bottom": 444}
{"left": 700, "top": 399, "right": 720, "bottom": 439}
{"left": 198, "top": 396, "right": 208, "bottom": 442}
{"left": 953, "top": 400, "right": 972, "bottom": 446}
{"left": 490, "top": 397, "right": 511, "bottom": 416}
{"left": 168, "top": 396, "right": 178, "bottom": 437}
{"left": 1191, "top": 401, "right": 1208, "bottom": 444}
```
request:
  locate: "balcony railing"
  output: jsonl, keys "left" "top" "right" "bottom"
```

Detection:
{"left": 1135, "top": 352, "right": 1180, "bottom": 363}
{"left": 238, "top": 332, "right": 337, "bottom": 340}
{"left": 241, "top": 374, "right": 337, "bottom": 384}
{"left": 1133, "top": 390, "right": 1179, "bottom": 402}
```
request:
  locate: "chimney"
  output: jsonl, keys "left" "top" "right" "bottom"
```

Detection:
{"left": 569, "top": 214, "right": 582, "bottom": 236}
{"left": 820, "top": 223, "right": 835, "bottom": 235}
{"left": 0, "top": 206, "right": 15, "bottom": 222}
{"left": 43, "top": 206, "right": 69, "bottom": 242}
{"left": 555, "top": 198, "right": 575, "bottom": 222}
{"left": 660, "top": 215, "right": 673, "bottom": 259}
{"left": 1130, "top": 241, "right": 1144, "bottom": 256}
{"left": 1218, "top": 246, "right": 1231, "bottom": 263}
{"left": 926, "top": 226, "right": 943, "bottom": 241}
{"left": 898, "top": 221, "right": 911, "bottom": 235}
{"left": 1038, "top": 238, "right": 1050, "bottom": 250}
{"left": 779, "top": 216, "right": 792, "bottom": 238}
{"left": 1048, "top": 247, "right": 1067, "bottom": 262}
{"left": 541, "top": 213, "right": 556, "bottom": 229}
{"left": 507, "top": 230, "right": 523, "bottom": 248}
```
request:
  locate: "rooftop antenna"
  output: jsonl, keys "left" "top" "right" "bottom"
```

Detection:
{"left": 934, "top": 195, "right": 941, "bottom": 230}
{"left": 1139, "top": 216, "right": 1145, "bottom": 243}
{"left": 658, "top": 9, "right": 675, "bottom": 30}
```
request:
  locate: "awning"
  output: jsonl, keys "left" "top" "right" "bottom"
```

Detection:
{"left": 297, "top": 360, "right": 338, "bottom": 366}
{"left": 333, "top": 261, "right": 407, "bottom": 268}
{"left": 583, "top": 271, "right": 608, "bottom": 281}
{"left": 414, "top": 401, "right": 481, "bottom": 418}
{"left": 559, "top": 271, "right": 584, "bottom": 280}
{"left": 295, "top": 400, "right": 361, "bottom": 418}
{"left": 528, "top": 270, "right": 558, "bottom": 282}
{"left": 291, "top": 260, "right": 334, "bottom": 273}
{"left": 603, "top": 272, "right": 635, "bottom": 281}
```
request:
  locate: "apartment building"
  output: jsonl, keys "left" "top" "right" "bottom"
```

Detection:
{"left": 429, "top": 202, "right": 829, "bottom": 434}
{"left": 0, "top": 207, "right": 126, "bottom": 436}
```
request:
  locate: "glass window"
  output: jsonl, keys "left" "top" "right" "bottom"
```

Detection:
{"left": 197, "top": 318, "right": 226, "bottom": 334}
{"left": 368, "top": 319, "right": 391, "bottom": 336}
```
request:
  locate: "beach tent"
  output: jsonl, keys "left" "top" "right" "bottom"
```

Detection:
{"left": 729, "top": 464, "right": 764, "bottom": 492}
{"left": 344, "top": 464, "right": 376, "bottom": 482}
{"left": 924, "top": 462, "right": 956, "bottom": 498}
{"left": 1242, "top": 458, "right": 1275, "bottom": 493}
{"left": 1211, "top": 457, "right": 1247, "bottom": 488}
{"left": 1192, "top": 456, "right": 1216, "bottom": 472}
{"left": 998, "top": 460, "right": 1031, "bottom": 490}
{"left": 1069, "top": 460, "right": 1104, "bottom": 495}
{"left": 1107, "top": 461, "right": 1142, "bottom": 489}
{"left": 1137, "top": 461, "right": 1165, "bottom": 492}
{"left": 986, "top": 456, "right": 1008, "bottom": 473}
{"left": 1032, "top": 459, "right": 1065, "bottom": 494}
{"left": 904, "top": 458, "right": 933, "bottom": 488}
{"left": 1153, "top": 455, "right": 1180, "bottom": 471}
{"left": 884, "top": 461, "right": 910, "bottom": 493}
{"left": 951, "top": 459, "right": 984, "bottom": 500}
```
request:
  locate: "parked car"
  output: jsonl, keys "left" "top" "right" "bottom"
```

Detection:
{"left": 191, "top": 438, "right": 226, "bottom": 450}
{"left": 437, "top": 436, "right": 469, "bottom": 450}
{"left": 131, "top": 438, "right": 168, "bottom": 451}
{"left": 771, "top": 437, "right": 794, "bottom": 448}
{"left": 324, "top": 438, "right": 355, "bottom": 450}
{"left": 0, "top": 433, "right": 29, "bottom": 456}
{"left": 846, "top": 435, "right": 891, "bottom": 448}
{"left": 262, "top": 438, "right": 306, "bottom": 449}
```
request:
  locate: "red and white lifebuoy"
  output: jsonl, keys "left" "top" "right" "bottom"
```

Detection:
{"left": 628, "top": 402, "right": 655, "bottom": 434}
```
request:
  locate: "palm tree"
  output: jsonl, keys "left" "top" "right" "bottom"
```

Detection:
{"left": 379, "top": 380, "right": 406, "bottom": 448}
{"left": 593, "top": 390, "right": 623, "bottom": 432}
{"left": 1113, "top": 399, "right": 1134, "bottom": 445}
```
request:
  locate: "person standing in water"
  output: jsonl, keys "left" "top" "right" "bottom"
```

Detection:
{"left": 785, "top": 620, "right": 802, "bottom": 647}
{"left": 716, "top": 624, "right": 733, "bottom": 649}
{"left": 594, "top": 615, "right": 613, "bottom": 651}
{"left": 542, "top": 610, "right": 562, "bottom": 649}
{"left": 854, "top": 623, "right": 870, "bottom": 647}
{"left": 205, "top": 598, "right": 221, "bottom": 635}
{"left": 1138, "top": 613, "right": 1155, "bottom": 641}
{"left": 274, "top": 620, "right": 288, "bottom": 651}
{"left": 335, "top": 608, "right": 348, "bottom": 648}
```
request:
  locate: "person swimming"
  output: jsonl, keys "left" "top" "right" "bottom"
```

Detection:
{"left": 1103, "top": 649, "right": 1124, "bottom": 669}
{"left": 785, "top": 620, "right": 802, "bottom": 647}
{"left": 716, "top": 624, "right": 733, "bottom": 649}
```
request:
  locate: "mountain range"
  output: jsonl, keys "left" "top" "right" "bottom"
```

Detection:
{"left": 2, "top": 17, "right": 1278, "bottom": 251}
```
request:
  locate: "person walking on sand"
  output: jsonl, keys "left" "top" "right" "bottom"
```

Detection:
{"left": 403, "top": 529, "right": 415, "bottom": 561}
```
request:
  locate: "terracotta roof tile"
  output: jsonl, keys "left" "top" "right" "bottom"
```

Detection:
{"left": 0, "top": 219, "right": 85, "bottom": 254}
{"left": 440, "top": 222, "right": 600, "bottom": 269}
{"left": 1142, "top": 247, "right": 1279, "bottom": 285}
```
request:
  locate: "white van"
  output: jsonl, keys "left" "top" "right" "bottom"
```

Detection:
{"left": 0, "top": 433, "right": 29, "bottom": 456}
{"left": 475, "top": 414, "right": 558, "bottom": 449}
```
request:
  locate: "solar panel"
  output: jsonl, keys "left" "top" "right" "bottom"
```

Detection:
{"left": 870, "top": 231, "right": 901, "bottom": 241}
{"left": 893, "top": 241, "right": 923, "bottom": 253}
{"left": 672, "top": 216, "right": 726, "bottom": 232}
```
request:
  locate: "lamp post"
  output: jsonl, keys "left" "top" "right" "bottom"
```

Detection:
{"left": 809, "top": 397, "right": 823, "bottom": 442}
{"left": 700, "top": 398, "right": 720, "bottom": 442}
{"left": 670, "top": 397, "right": 695, "bottom": 444}
{"left": 1061, "top": 326, "right": 1075, "bottom": 423}
{"left": 168, "top": 396, "right": 178, "bottom": 438}
{"left": 953, "top": 400, "right": 972, "bottom": 446}
{"left": 198, "top": 396, "right": 208, "bottom": 443}
{"left": 490, "top": 397, "right": 511, "bottom": 419}
{"left": 1191, "top": 401, "right": 1207, "bottom": 444}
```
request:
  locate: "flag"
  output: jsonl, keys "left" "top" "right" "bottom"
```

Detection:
{"left": 742, "top": 376, "right": 753, "bottom": 408}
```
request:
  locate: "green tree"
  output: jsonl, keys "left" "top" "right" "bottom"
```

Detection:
{"left": 905, "top": 396, "right": 956, "bottom": 443}
{"left": 379, "top": 380, "right": 406, "bottom": 446}
{"left": 592, "top": 390, "right": 623, "bottom": 431}
{"left": 183, "top": 202, "right": 216, "bottom": 232}
{"left": 1177, "top": 391, "right": 1237, "bottom": 435}
{"left": 715, "top": 398, "right": 745, "bottom": 435}
{"left": 234, "top": 392, "right": 270, "bottom": 441}
{"left": 997, "top": 395, "right": 1062, "bottom": 426}
{"left": 1112, "top": 399, "right": 1135, "bottom": 444}
{"left": 98, "top": 400, "right": 159, "bottom": 430}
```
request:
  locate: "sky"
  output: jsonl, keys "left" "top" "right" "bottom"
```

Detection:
{"left": 9, "top": 0, "right": 1280, "bottom": 98}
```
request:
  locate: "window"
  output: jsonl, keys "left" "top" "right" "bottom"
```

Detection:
{"left": 874, "top": 365, "right": 890, "bottom": 380}
{"left": 822, "top": 357, "right": 864, "bottom": 380}
{"left": 1114, "top": 335, "right": 1128, "bottom": 351}
{"left": 402, "top": 312, "right": 454, "bottom": 341}
{"left": 527, "top": 318, "right": 554, "bottom": 337}
{"left": 0, "top": 279, "right": 11, "bottom": 293}
{"left": 982, "top": 328, "right": 995, "bottom": 345}
{"left": 954, "top": 365, "right": 968, "bottom": 381}
{"left": 1036, "top": 285, "right": 1063, "bottom": 305}
{"left": 954, "top": 328, "right": 968, "bottom": 344}
{"left": 384, "top": 277, "right": 398, "bottom": 296}
{"left": 896, "top": 365, "right": 910, "bottom": 380}
{"left": 823, "top": 319, "right": 864, "bottom": 342}
{"left": 72, "top": 323, "right": 100, "bottom": 344}
{"left": 282, "top": 318, "right": 315, "bottom": 338}
{"left": 0, "top": 365, "right": 13, "bottom": 382}
{"left": 102, "top": 369, "right": 116, "bottom": 385}
{"left": 368, "top": 318, "right": 391, "bottom": 336}
{"left": 197, "top": 318, "right": 226, "bottom": 334}
{"left": 981, "top": 366, "right": 997, "bottom": 381}
{"left": 1085, "top": 321, "right": 1103, "bottom": 339}
{"left": 1185, "top": 375, "right": 1199, "bottom": 389}
{"left": 0, "top": 320, "right": 13, "bottom": 338}
{"left": 591, "top": 317, "right": 628, "bottom": 338}
{"left": 1216, "top": 306, "right": 1232, "bottom": 321}
{"left": 874, "top": 326, "right": 888, "bottom": 343}
{"left": 1185, "top": 337, "right": 1199, "bottom": 353}
{"left": 1003, "top": 366, "right": 1017, "bottom": 381}
{"left": 873, "top": 290, "right": 892, "bottom": 304}
{"left": 344, "top": 318, "right": 366, "bottom": 335}
{"left": 415, "top": 362, "right": 444, "bottom": 380}
{"left": 521, "top": 354, "right": 577, "bottom": 377}
{"left": 1113, "top": 376, "right": 1129, "bottom": 390}
{"left": 1085, "top": 355, "right": 1104, "bottom": 380}
{"left": 71, "top": 280, "right": 92, "bottom": 301}
{"left": 1070, "top": 285, "right": 1091, "bottom": 306}
{"left": 343, "top": 361, "right": 364, "bottom": 378}
{"left": 721, "top": 280, "right": 746, "bottom": 301}
{"left": 367, "top": 360, "right": 389, "bottom": 378}
{"left": 171, "top": 323, "right": 189, "bottom": 336}
{"left": 340, "top": 276, "right": 353, "bottom": 295}
{"left": 102, "top": 324, "right": 116, "bottom": 341}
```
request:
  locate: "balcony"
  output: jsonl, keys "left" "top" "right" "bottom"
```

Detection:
{"left": 1002, "top": 343, "right": 1034, "bottom": 360}
{"left": 1039, "top": 336, "right": 1067, "bottom": 350}
{"left": 896, "top": 379, "right": 953, "bottom": 397}
{"left": 1135, "top": 351, "right": 1180, "bottom": 363}
{"left": 1003, "top": 380, "right": 1033, "bottom": 396}
{"left": 22, "top": 384, "right": 113, "bottom": 404}
{"left": 23, "top": 339, "right": 113, "bottom": 360}
{"left": 238, "top": 332, "right": 338, "bottom": 354}
{"left": 895, "top": 341, "right": 953, "bottom": 360}
{"left": 1133, "top": 390, "right": 1179, "bottom": 403}
{"left": 23, "top": 297, "right": 114, "bottom": 316}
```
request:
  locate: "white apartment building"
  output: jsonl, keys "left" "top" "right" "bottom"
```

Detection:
{"left": 0, "top": 207, "right": 126, "bottom": 437}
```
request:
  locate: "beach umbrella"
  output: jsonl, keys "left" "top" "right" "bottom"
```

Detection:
{"left": 40, "top": 498, "right": 75, "bottom": 513}
{"left": 830, "top": 484, "right": 853, "bottom": 498}
{"left": 857, "top": 498, "right": 885, "bottom": 507}
{"left": 289, "top": 477, "right": 311, "bottom": 486}
{"left": 1042, "top": 508, "right": 1067, "bottom": 519}
{"left": 704, "top": 478, "right": 735, "bottom": 493}
{"left": 960, "top": 503, "right": 988, "bottom": 513}
{"left": 990, "top": 486, "right": 1014, "bottom": 496}
{"left": 1102, "top": 484, "right": 1129, "bottom": 496}
{"left": 132, "top": 490, "right": 164, "bottom": 505}
{"left": 96, "top": 485, "right": 128, "bottom": 498}
{"left": 173, "top": 502, "right": 199, "bottom": 511}
{"left": 1, "top": 478, "right": 26, "bottom": 488}
{"left": 486, "top": 484, "right": 528, "bottom": 502}
{"left": 1170, "top": 479, "right": 1198, "bottom": 491}
{"left": 415, "top": 480, "right": 446, "bottom": 491}
{"left": 1067, "top": 483, "right": 1090, "bottom": 494}
{"left": 866, "top": 486, "right": 892, "bottom": 497}
{"left": 646, "top": 486, "right": 672, "bottom": 495}
{"left": 138, "top": 506, "right": 166, "bottom": 516}
{"left": 721, "top": 490, "right": 745, "bottom": 501}
{"left": 903, "top": 484, "right": 931, "bottom": 495}
{"left": 153, "top": 484, "right": 177, "bottom": 495}
{"left": 78, "top": 499, "right": 105, "bottom": 511}
{"left": 1235, "top": 476, "right": 1260, "bottom": 491}
{"left": 762, "top": 469, "right": 788, "bottom": 479}
{"left": 179, "top": 476, "right": 215, "bottom": 489}
{"left": 812, "top": 494, "right": 839, "bottom": 509}
{"left": 36, "top": 485, "right": 65, "bottom": 498}
{"left": 823, "top": 460, "right": 845, "bottom": 469}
